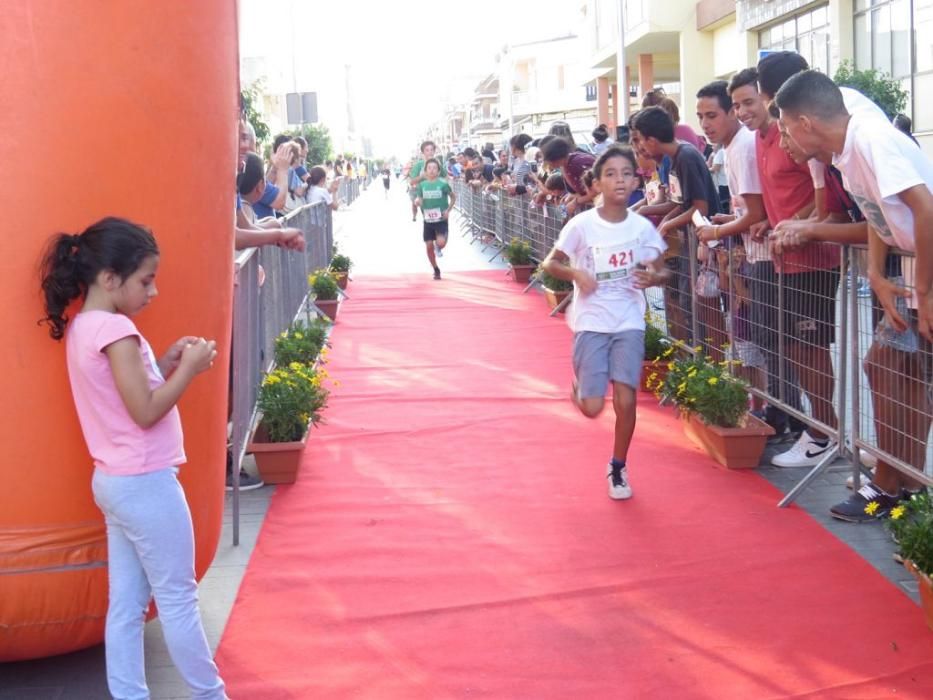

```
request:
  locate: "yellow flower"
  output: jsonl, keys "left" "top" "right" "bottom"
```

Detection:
{"left": 687, "top": 369, "right": 697, "bottom": 378}
{"left": 289, "top": 362, "right": 303, "bottom": 371}
{"left": 293, "top": 332, "right": 303, "bottom": 340}
{"left": 707, "top": 377, "right": 718, "bottom": 385}
{"left": 279, "top": 332, "right": 287, "bottom": 339}
{"left": 677, "top": 382, "right": 687, "bottom": 395}
{"left": 667, "top": 362, "right": 675, "bottom": 370}
{"left": 864, "top": 501, "right": 880, "bottom": 515}
{"left": 890, "top": 505, "right": 906, "bottom": 520}
{"left": 693, "top": 345, "right": 702, "bottom": 353}
{"left": 648, "top": 372, "right": 658, "bottom": 380}
{"left": 263, "top": 374, "right": 281, "bottom": 386}
{"left": 662, "top": 347, "right": 674, "bottom": 358}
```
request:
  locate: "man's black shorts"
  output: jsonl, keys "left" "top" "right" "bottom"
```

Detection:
{"left": 423, "top": 220, "right": 449, "bottom": 242}
{"left": 782, "top": 267, "right": 840, "bottom": 347}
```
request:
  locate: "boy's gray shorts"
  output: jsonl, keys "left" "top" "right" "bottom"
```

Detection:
{"left": 573, "top": 329, "right": 645, "bottom": 398}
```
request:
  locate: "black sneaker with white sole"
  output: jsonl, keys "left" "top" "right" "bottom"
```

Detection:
{"left": 829, "top": 482, "right": 903, "bottom": 522}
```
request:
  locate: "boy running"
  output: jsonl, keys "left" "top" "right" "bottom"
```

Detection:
{"left": 413, "top": 158, "right": 455, "bottom": 280}
{"left": 542, "top": 145, "right": 670, "bottom": 499}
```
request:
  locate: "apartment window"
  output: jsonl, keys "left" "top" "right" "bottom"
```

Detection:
{"left": 855, "top": 0, "right": 933, "bottom": 130}
{"left": 758, "top": 5, "right": 831, "bottom": 75}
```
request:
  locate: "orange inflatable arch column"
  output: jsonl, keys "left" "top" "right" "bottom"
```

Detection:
{"left": 0, "top": 1, "right": 238, "bottom": 660}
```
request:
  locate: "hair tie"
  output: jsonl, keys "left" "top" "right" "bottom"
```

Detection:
{"left": 68, "top": 234, "right": 81, "bottom": 256}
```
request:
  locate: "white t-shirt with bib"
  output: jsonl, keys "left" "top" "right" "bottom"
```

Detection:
{"left": 554, "top": 208, "right": 666, "bottom": 334}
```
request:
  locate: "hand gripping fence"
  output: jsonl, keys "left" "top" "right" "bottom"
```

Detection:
{"left": 229, "top": 201, "right": 335, "bottom": 544}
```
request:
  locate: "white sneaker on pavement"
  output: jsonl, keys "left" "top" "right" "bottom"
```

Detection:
{"left": 771, "top": 431, "right": 836, "bottom": 468}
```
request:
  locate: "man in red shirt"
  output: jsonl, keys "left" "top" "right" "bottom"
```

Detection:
{"left": 733, "top": 64, "right": 841, "bottom": 468}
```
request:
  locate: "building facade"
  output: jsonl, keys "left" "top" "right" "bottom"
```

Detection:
{"left": 584, "top": 0, "right": 931, "bottom": 152}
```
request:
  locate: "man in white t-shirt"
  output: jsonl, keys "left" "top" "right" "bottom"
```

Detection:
{"left": 542, "top": 145, "right": 669, "bottom": 501}
{"left": 776, "top": 69, "right": 933, "bottom": 522}
{"left": 693, "top": 80, "right": 772, "bottom": 424}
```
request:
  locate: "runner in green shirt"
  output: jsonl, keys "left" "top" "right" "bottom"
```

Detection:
{"left": 414, "top": 158, "right": 455, "bottom": 280}
{"left": 408, "top": 140, "right": 445, "bottom": 222}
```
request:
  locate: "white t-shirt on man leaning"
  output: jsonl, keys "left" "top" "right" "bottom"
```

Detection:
{"left": 555, "top": 208, "right": 665, "bottom": 333}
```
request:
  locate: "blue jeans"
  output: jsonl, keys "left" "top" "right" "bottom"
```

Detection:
{"left": 92, "top": 467, "right": 226, "bottom": 700}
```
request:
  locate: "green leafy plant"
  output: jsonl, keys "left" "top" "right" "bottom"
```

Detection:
{"left": 883, "top": 491, "right": 933, "bottom": 576}
{"left": 274, "top": 318, "right": 330, "bottom": 367}
{"left": 833, "top": 60, "right": 908, "bottom": 120}
{"left": 655, "top": 352, "right": 749, "bottom": 428}
{"left": 330, "top": 252, "right": 352, "bottom": 274}
{"left": 257, "top": 362, "right": 329, "bottom": 442}
{"left": 240, "top": 80, "right": 270, "bottom": 146}
{"left": 309, "top": 268, "right": 339, "bottom": 301}
{"left": 536, "top": 265, "right": 573, "bottom": 292}
{"left": 504, "top": 238, "right": 533, "bottom": 266}
{"left": 292, "top": 123, "right": 333, "bottom": 166}
{"left": 644, "top": 323, "right": 670, "bottom": 361}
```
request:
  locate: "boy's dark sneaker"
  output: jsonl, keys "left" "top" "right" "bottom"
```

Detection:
{"left": 433, "top": 268, "right": 441, "bottom": 280}
{"left": 829, "top": 482, "right": 902, "bottom": 523}
{"left": 226, "top": 469, "right": 264, "bottom": 491}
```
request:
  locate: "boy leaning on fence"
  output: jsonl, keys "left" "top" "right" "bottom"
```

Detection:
{"left": 776, "top": 69, "right": 933, "bottom": 522}
{"left": 542, "top": 145, "right": 670, "bottom": 501}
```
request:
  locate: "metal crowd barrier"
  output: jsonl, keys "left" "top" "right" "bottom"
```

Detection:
{"left": 450, "top": 182, "right": 932, "bottom": 506}
{"left": 451, "top": 180, "right": 564, "bottom": 263}
{"left": 338, "top": 177, "right": 361, "bottom": 206}
{"left": 228, "top": 201, "right": 334, "bottom": 544}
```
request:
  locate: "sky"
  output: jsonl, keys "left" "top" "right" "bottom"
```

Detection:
{"left": 239, "top": 0, "right": 582, "bottom": 157}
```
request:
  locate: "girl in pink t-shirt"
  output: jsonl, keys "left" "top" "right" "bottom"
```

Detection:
{"left": 40, "top": 218, "right": 227, "bottom": 700}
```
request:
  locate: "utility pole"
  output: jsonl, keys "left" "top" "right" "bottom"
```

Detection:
{"left": 616, "top": 0, "right": 629, "bottom": 124}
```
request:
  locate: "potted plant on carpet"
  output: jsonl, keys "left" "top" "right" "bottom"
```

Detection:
{"left": 504, "top": 238, "right": 535, "bottom": 283}
{"left": 536, "top": 265, "right": 573, "bottom": 312}
{"left": 329, "top": 246, "right": 352, "bottom": 290}
{"left": 654, "top": 353, "right": 773, "bottom": 469}
{"left": 274, "top": 317, "right": 331, "bottom": 367}
{"left": 309, "top": 268, "right": 340, "bottom": 321}
{"left": 247, "top": 362, "right": 330, "bottom": 484}
{"left": 883, "top": 491, "right": 933, "bottom": 631}
{"left": 641, "top": 323, "right": 672, "bottom": 393}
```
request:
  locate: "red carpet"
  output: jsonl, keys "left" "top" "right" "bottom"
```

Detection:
{"left": 216, "top": 270, "right": 933, "bottom": 699}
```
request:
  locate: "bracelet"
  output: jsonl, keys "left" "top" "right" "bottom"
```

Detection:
{"left": 714, "top": 225, "right": 721, "bottom": 240}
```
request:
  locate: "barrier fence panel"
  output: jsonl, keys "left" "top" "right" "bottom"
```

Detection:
{"left": 230, "top": 248, "right": 262, "bottom": 546}
{"left": 850, "top": 246, "right": 933, "bottom": 490}
{"left": 228, "top": 201, "right": 335, "bottom": 544}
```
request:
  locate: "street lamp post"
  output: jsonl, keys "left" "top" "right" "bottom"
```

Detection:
{"left": 616, "top": 0, "right": 628, "bottom": 124}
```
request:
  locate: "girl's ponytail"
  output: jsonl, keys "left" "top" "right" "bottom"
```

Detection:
{"left": 39, "top": 233, "right": 87, "bottom": 340}
{"left": 38, "top": 217, "right": 159, "bottom": 340}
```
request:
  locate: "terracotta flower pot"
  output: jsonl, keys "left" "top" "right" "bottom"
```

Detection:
{"left": 315, "top": 298, "right": 339, "bottom": 321}
{"left": 681, "top": 412, "right": 775, "bottom": 469}
{"left": 333, "top": 271, "right": 348, "bottom": 290}
{"left": 905, "top": 560, "right": 933, "bottom": 632}
{"left": 542, "top": 287, "right": 570, "bottom": 313}
{"left": 640, "top": 360, "right": 668, "bottom": 393}
{"left": 509, "top": 264, "right": 535, "bottom": 283}
{"left": 246, "top": 422, "right": 310, "bottom": 484}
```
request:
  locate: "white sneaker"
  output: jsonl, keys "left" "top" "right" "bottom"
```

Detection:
{"left": 607, "top": 463, "right": 633, "bottom": 500}
{"left": 846, "top": 471, "right": 873, "bottom": 489}
{"left": 846, "top": 450, "right": 877, "bottom": 489}
{"left": 771, "top": 432, "right": 836, "bottom": 468}
{"left": 435, "top": 243, "right": 444, "bottom": 258}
